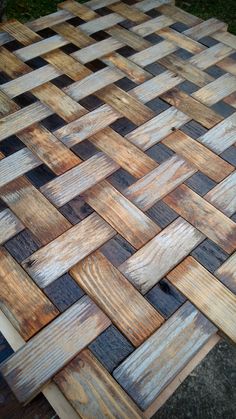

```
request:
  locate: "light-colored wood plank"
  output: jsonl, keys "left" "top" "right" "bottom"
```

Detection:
{"left": 0, "top": 295, "right": 111, "bottom": 403}
{"left": 71, "top": 251, "right": 163, "bottom": 346}
{"left": 164, "top": 184, "right": 236, "bottom": 253}
{"left": 113, "top": 302, "right": 216, "bottom": 410}
{"left": 107, "top": 26, "right": 150, "bottom": 51}
{"left": 161, "top": 88, "right": 223, "bottom": 129}
{"left": 0, "top": 148, "right": 41, "bottom": 188}
{"left": 215, "top": 252, "right": 236, "bottom": 294}
{"left": 198, "top": 113, "right": 236, "bottom": 153}
{"left": 167, "top": 257, "right": 236, "bottom": 342}
{"left": 189, "top": 43, "right": 233, "bottom": 70}
{"left": 126, "top": 107, "right": 190, "bottom": 150}
{"left": 158, "top": 4, "right": 201, "bottom": 26}
{"left": 162, "top": 130, "right": 234, "bottom": 182}
{"left": 131, "top": 40, "right": 177, "bottom": 67}
{"left": 41, "top": 152, "right": 119, "bottom": 207}
{"left": 83, "top": 180, "right": 160, "bottom": 249}
{"left": 58, "top": 0, "right": 98, "bottom": 20}
{"left": 22, "top": 213, "right": 115, "bottom": 287}
{"left": 192, "top": 73, "right": 236, "bottom": 106}
{"left": 103, "top": 52, "right": 152, "bottom": 84}
{"left": 119, "top": 218, "right": 204, "bottom": 294}
{"left": 184, "top": 18, "right": 227, "bottom": 40}
{"left": 205, "top": 172, "right": 236, "bottom": 216}
{"left": 217, "top": 57, "right": 236, "bottom": 76}
{"left": 109, "top": 1, "right": 148, "bottom": 23}
{"left": 0, "top": 209, "right": 24, "bottom": 245}
{"left": 0, "top": 177, "right": 71, "bottom": 245}
{"left": 124, "top": 154, "right": 196, "bottom": 211}
{"left": 0, "top": 248, "right": 58, "bottom": 340}
{"left": 211, "top": 30, "right": 236, "bottom": 49}
{"left": 54, "top": 349, "right": 143, "bottom": 418}
{"left": 131, "top": 15, "right": 174, "bottom": 37}
{"left": 158, "top": 27, "right": 205, "bottom": 54}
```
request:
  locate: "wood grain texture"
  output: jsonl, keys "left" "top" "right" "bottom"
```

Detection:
{"left": 119, "top": 218, "right": 204, "bottom": 294}
{"left": 22, "top": 213, "right": 115, "bottom": 287}
{"left": 167, "top": 257, "right": 236, "bottom": 342}
{"left": 0, "top": 296, "right": 111, "bottom": 403}
{"left": 83, "top": 180, "right": 160, "bottom": 249}
{"left": 54, "top": 349, "right": 143, "bottom": 418}
{"left": 113, "top": 301, "right": 216, "bottom": 410}
{"left": 162, "top": 130, "right": 234, "bottom": 182}
{"left": 157, "top": 28, "right": 205, "bottom": 54}
{"left": 124, "top": 154, "right": 196, "bottom": 210}
{"left": 0, "top": 148, "right": 40, "bottom": 188}
{"left": 205, "top": 172, "right": 236, "bottom": 216}
{"left": 184, "top": 18, "right": 227, "bottom": 40}
{"left": 192, "top": 73, "right": 236, "bottom": 106}
{"left": 161, "top": 88, "right": 223, "bottom": 129}
{"left": 71, "top": 251, "right": 163, "bottom": 346}
{"left": 198, "top": 113, "right": 236, "bottom": 153}
{"left": 215, "top": 252, "right": 236, "bottom": 294}
{"left": 0, "top": 209, "right": 24, "bottom": 245}
{"left": 126, "top": 107, "right": 190, "bottom": 150}
{"left": 164, "top": 184, "right": 236, "bottom": 253}
{"left": 132, "top": 15, "right": 174, "bottom": 37}
{"left": 0, "top": 247, "right": 58, "bottom": 340}
{"left": 41, "top": 152, "right": 119, "bottom": 207}
{"left": 189, "top": 43, "right": 233, "bottom": 70}
{"left": 0, "top": 177, "right": 71, "bottom": 245}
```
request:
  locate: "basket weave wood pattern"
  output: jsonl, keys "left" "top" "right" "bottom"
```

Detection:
{"left": 0, "top": 0, "right": 236, "bottom": 417}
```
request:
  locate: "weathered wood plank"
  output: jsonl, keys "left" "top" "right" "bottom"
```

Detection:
{"left": 192, "top": 74, "right": 236, "bottom": 106}
{"left": 83, "top": 180, "right": 160, "bottom": 249}
{"left": 158, "top": 28, "right": 205, "bottom": 54}
{"left": 205, "top": 172, "right": 236, "bottom": 216}
{"left": 158, "top": 4, "right": 201, "bottom": 26}
{"left": 162, "top": 130, "right": 234, "bottom": 182}
{"left": 119, "top": 218, "right": 204, "bottom": 294}
{"left": 0, "top": 248, "right": 58, "bottom": 340}
{"left": 197, "top": 113, "right": 236, "bottom": 153}
{"left": 107, "top": 26, "right": 150, "bottom": 51}
{"left": 0, "top": 209, "right": 24, "bottom": 245}
{"left": 71, "top": 251, "right": 163, "bottom": 346}
{"left": 22, "top": 213, "right": 115, "bottom": 287}
{"left": 0, "top": 296, "right": 111, "bottom": 403}
{"left": 109, "top": 1, "right": 148, "bottom": 23}
{"left": 131, "top": 15, "right": 174, "bottom": 37}
{"left": 189, "top": 43, "right": 233, "bottom": 70}
{"left": 215, "top": 252, "right": 236, "bottom": 294}
{"left": 164, "top": 184, "right": 236, "bottom": 253}
{"left": 0, "top": 177, "right": 71, "bottom": 245}
{"left": 41, "top": 152, "right": 119, "bottom": 207}
{"left": 184, "top": 18, "right": 227, "bottom": 40}
{"left": 124, "top": 155, "right": 196, "bottom": 211}
{"left": 167, "top": 257, "right": 236, "bottom": 342}
{"left": 113, "top": 302, "right": 216, "bottom": 410}
{"left": 103, "top": 52, "right": 152, "bottom": 84}
{"left": 126, "top": 107, "right": 190, "bottom": 150}
{"left": 161, "top": 88, "right": 223, "bottom": 129}
{"left": 131, "top": 40, "right": 177, "bottom": 67}
{"left": 54, "top": 349, "right": 143, "bottom": 418}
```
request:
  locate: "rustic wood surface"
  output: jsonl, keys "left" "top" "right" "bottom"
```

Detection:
{"left": 0, "top": 0, "right": 235, "bottom": 418}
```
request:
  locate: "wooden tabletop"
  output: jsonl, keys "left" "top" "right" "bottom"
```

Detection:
{"left": 0, "top": 0, "right": 235, "bottom": 417}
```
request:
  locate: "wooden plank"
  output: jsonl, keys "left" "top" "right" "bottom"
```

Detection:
{"left": 58, "top": 0, "right": 98, "bottom": 20}
{"left": 162, "top": 130, "right": 234, "bottom": 182}
{"left": 107, "top": 26, "right": 151, "bottom": 51}
{"left": 198, "top": 113, "right": 236, "bottom": 154}
{"left": 22, "top": 213, "right": 115, "bottom": 287}
{"left": 126, "top": 107, "right": 190, "bottom": 150}
{"left": 215, "top": 252, "right": 236, "bottom": 294}
{"left": 211, "top": 30, "right": 236, "bottom": 49}
{"left": 113, "top": 302, "right": 216, "bottom": 410}
{"left": 52, "top": 21, "right": 94, "bottom": 48}
{"left": 0, "top": 148, "right": 41, "bottom": 188}
{"left": 0, "top": 296, "right": 111, "bottom": 403}
{"left": 83, "top": 180, "right": 160, "bottom": 249}
{"left": 90, "top": 127, "right": 158, "bottom": 178}
{"left": 205, "top": 172, "right": 236, "bottom": 216}
{"left": 18, "top": 125, "right": 81, "bottom": 176}
{"left": 135, "top": 0, "right": 174, "bottom": 12}
{"left": 217, "top": 57, "right": 236, "bottom": 76}
{"left": 119, "top": 218, "right": 204, "bottom": 294}
{"left": 54, "top": 349, "right": 143, "bottom": 418}
{"left": 0, "top": 19, "right": 41, "bottom": 45}
{"left": 192, "top": 74, "right": 236, "bottom": 106}
{"left": 109, "top": 1, "right": 148, "bottom": 23}
{"left": 0, "top": 209, "right": 24, "bottom": 245}
{"left": 159, "top": 54, "right": 213, "bottom": 87}
{"left": 41, "top": 152, "right": 119, "bottom": 207}
{"left": 96, "top": 84, "right": 154, "bottom": 125}
{"left": 43, "top": 48, "right": 91, "bottom": 81}
{"left": 0, "top": 177, "right": 71, "bottom": 245}
{"left": 79, "top": 13, "right": 124, "bottom": 35}
{"left": 103, "top": 52, "right": 152, "bottom": 84}
{"left": 167, "top": 257, "right": 236, "bottom": 342}
{"left": 161, "top": 88, "right": 223, "bottom": 129}
{"left": 158, "top": 4, "right": 201, "bottom": 26}
{"left": 0, "top": 248, "right": 58, "bottom": 340}
{"left": 124, "top": 155, "right": 196, "bottom": 211}
{"left": 131, "top": 15, "right": 174, "bottom": 37}
{"left": 131, "top": 40, "right": 177, "bottom": 67}
{"left": 71, "top": 251, "right": 163, "bottom": 346}
{"left": 0, "top": 46, "right": 30, "bottom": 77}
{"left": 0, "top": 90, "right": 19, "bottom": 117}
{"left": 157, "top": 28, "right": 205, "bottom": 54}
{"left": 189, "top": 43, "right": 233, "bottom": 70}
{"left": 224, "top": 92, "right": 236, "bottom": 108}
{"left": 184, "top": 18, "right": 227, "bottom": 40}
{"left": 164, "top": 184, "right": 236, "bottom": 253}
{"left": 72, "top": 37, "right": 124, "bottom": 64}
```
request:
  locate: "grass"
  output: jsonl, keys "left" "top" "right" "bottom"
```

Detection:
{"left": 5, "top": 0, "right": 236, "bottom": 34}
